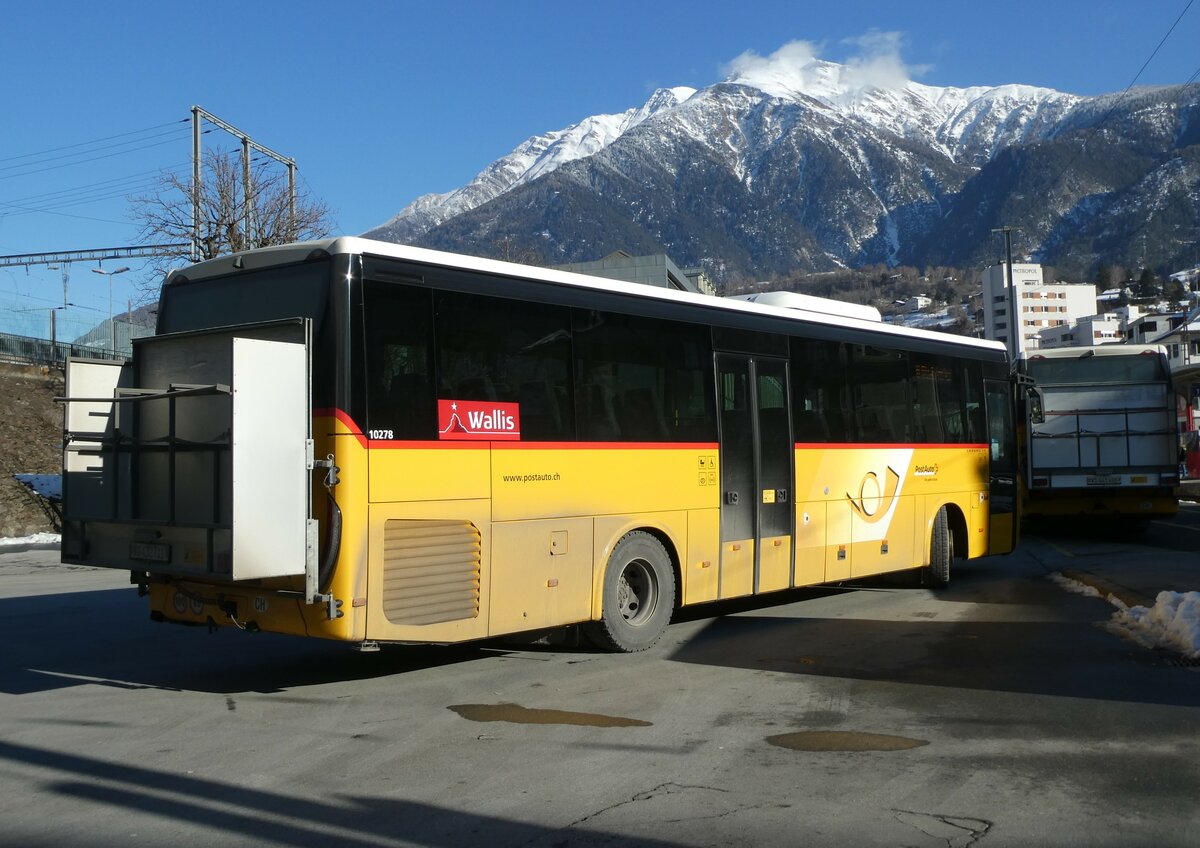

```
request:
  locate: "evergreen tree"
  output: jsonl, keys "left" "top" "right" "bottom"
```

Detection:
{"left": 1164, "top": 278, "right": 1187, "bottom": 307}
{"left": 1137, "top": 268, "right": 1159, "bottom": 298}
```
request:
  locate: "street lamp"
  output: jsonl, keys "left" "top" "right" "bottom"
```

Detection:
{"left": 91, "top": 266, "right": 130, "bottom": 355}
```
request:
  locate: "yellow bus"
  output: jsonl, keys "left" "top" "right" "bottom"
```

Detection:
{"left": 61, "top": 238, "right": 1017, "bottom": 651}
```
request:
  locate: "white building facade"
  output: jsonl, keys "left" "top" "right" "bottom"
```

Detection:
{"left": 982, "top": 264, "right": 1098, "bottom": 354}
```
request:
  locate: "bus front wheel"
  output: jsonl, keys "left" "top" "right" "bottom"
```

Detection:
{"left": 924, "top": 507, "right": 952, "bottom": 588}
{"left": 586, "top": 531, "right": 675, "bottom": 653}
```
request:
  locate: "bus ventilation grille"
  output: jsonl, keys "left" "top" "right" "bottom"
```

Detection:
{"left": 382, "top": 520, "right": 482, "bottom": 625}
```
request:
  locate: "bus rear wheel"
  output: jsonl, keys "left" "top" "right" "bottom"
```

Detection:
{"left": 924, "top": 506, "right": 952, "bottom": 588}
{"left": 585, "top": 531, "right": 675, "bottom": 653}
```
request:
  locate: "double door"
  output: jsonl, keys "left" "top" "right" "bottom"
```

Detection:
{"left": 716, "top": 354, "right": 794, "bottom": 597}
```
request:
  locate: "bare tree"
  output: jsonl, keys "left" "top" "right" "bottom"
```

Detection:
{"left": 130, "top": 150, "right": 334, "bottom": 278}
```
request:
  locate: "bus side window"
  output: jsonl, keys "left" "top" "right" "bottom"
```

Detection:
{"left": 435, "top": 290, "right": 574, "bottom": 441}
{"left": 791, "top": 338, "right": 845, "bottom": 442}
{"left": 363, "top": 280, "right": 435, "bottom": 440}
{"left": 574, "top": 310, "right": 715, "bottom": 443}
{"left": 849, "top": 344, "right": 911, "bottom": 443}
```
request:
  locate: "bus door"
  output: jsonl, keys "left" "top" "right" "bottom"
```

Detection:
{"left": 716, "top": 354, "right": 795, "bottom": 597}
{"left": 985, "top": 378, "right": 1018, "bottom": 553}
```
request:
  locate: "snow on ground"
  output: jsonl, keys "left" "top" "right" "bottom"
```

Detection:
{"left": 1048, "top": 572, "right": 1103, "bottom": 598}
{"left": 0, "top": 533, "right": 60, "bottom": 549}
{"left": 1111, "top": 591, "right": 1200, "bottom": 659}
{"left": 1053, "top": 572, "right": 1200, "bottom": 659}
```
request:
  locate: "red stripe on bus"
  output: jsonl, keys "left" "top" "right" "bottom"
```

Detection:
{"left": 367, "top": 440, "right": 719, "bottom": 451}
{"left": 795, "top": 442, "right": 989, "bottom": 450}
{"left": 312, "top": 411, "right": 984, "bottom": 453}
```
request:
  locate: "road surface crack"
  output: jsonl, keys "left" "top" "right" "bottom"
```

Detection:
{"left": 531, "top": 783, "right": 728, "bottom": 843}
{"left": 893, "top": 808, "right": 992, "bottom": 847}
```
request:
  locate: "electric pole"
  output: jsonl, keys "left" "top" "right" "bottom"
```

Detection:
{"left": 992, "top": 227, "right": 1018, "bottom": 359}
{"left": 190, "top": 106, "right": 298, "bottom": 261}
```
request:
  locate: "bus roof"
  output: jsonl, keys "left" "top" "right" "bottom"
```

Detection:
{"left": 1017, "top": 344, "right": 1168, "bottom": 363}
{"left": 167, "top": 236, "right": 1007, "bottom": 357}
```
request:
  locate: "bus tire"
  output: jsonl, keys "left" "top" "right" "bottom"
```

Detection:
{"left": 585, "top": 531, "right": 675, "bottom": 653}
{"left": 925, "top": 506, "right": 952, "bottom": 588}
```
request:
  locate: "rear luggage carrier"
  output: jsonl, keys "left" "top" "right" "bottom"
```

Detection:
{"left": 59, "top": 318, "right": 337, "bottom": 611}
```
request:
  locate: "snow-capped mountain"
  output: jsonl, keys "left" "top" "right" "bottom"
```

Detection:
{"left": 365, "top": 51, "right": 1200, "bottom": 281}
{"left": 369, "top": 86, "right": 697, "bottom": 244}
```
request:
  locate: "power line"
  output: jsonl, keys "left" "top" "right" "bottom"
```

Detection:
{"left": 1005, "top": 0, "right": 1197, "bottom": 271}
{"left": 0, "top": 135, "right": 195, "bottom": 182}
{"left": 0, "top": 126, "right": 191, "bottom": 174}
{"left": 1, "top": 176, "right": 163, "bottom": 213}
{"left": 1066, "top": 0, "right": 1194, "bottom": 163}
{"left": 1, "top": 167, "right": 175, "bottom": 205}
{"left": 0, "top": 202, "right": 132, "bottom": 226}
{"left": 0, "top": 120, "right": 187, "bottom": 164}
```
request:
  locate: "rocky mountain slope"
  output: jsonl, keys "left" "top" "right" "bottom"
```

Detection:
{"left": 366, "top": 52, "right": 1200, "bottom": 284}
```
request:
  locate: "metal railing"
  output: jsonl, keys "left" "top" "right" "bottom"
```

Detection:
{"left": 0, "top": 331, "right": 128, "bottom": 368}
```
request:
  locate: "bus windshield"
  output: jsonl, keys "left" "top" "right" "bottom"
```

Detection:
{"left": 1024, "top": 353, "right": 1165, "bottom": 386}
{"left": 157, "top": 259, "right": 330, "bottom": 334}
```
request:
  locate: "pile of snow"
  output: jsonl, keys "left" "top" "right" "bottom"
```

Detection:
{"left": 1112, "top": 591, "right": 1200, "bottom": 659}
{"left": 0, "top": 532, "right": 60, "bottom": 549}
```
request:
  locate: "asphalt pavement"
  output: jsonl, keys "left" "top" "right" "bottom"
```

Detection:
{"left": 1020, "top": 497, "right": 1200, "bottom": 609}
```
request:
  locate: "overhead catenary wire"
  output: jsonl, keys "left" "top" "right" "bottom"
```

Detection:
{"left": 0, "top": 169, "right": 190, "bottom": 218}
{"left": 0, "top": 126, "right": 192, "bottom": 175}
{"left": 0, "top": 166, "right": 186, "bottom": 206}
{"left": 0, "top": 135, "right": 200, "bottom": 183}
{"left": 1053, "top": 0, "right": 1194, "bottom": 181}
{"left": 996, "top": 0, "right": 1197, "bottom": 273}
{"left": 0, "top": 173, "right": 171, "bottom": 213}
{"left": 0, "top": 119, "right": 188, "bottom": 164}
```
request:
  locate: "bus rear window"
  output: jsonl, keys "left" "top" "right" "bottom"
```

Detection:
{"left": 1025, "top": 354, "right": 1165, "bottom": 385}
{"left": 158, "top": 260, "right": 330, "bottom": 334}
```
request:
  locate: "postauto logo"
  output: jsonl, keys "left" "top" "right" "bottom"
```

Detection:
{"left": 438, "top": 399, "right": 521, "bottom": 441}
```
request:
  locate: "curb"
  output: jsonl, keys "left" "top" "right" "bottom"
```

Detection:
{"left": 1059, "top": 568, "right": 1152, "bottom": 610}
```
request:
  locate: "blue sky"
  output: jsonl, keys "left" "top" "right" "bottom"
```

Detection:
{"left": 3, "top": 0, "right": 1200, "bottom": 318}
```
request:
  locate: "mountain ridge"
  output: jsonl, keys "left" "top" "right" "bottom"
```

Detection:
{"left": 364, "top": 54, "right": 1200, "bottom": 284}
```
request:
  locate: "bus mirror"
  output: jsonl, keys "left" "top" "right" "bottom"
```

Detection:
{"left": 1027, "top": 389, "right": 1044, "bottom": 424}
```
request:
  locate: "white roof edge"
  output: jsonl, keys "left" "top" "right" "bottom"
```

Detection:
{"left": 174, "top": 237, "right": 1006, "bottom": 354}
{"left": 727, "top": 290, "right": 883, "bottom": 323}
{"left": 1018, "top": 343, "right": 1168, "bottom": 360}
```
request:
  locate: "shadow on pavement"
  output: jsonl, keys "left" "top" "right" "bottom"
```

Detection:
{"left": 0, "top": 739, "right": 689, "bottom": 848}
{"left": 0, "top": 587, "right": 503, "bottom": 696}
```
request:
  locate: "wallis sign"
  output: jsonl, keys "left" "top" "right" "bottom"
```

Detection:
{"left": 438, "top": 399, "right": 521, "bottom": 441}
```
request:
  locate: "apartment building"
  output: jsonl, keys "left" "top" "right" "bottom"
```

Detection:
{"left": 981, "top": 263, "right": 1097, "bottom": 354}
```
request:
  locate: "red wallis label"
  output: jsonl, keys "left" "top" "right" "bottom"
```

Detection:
{"left": 438, "top": 399, "right": 521, "bottom": 441}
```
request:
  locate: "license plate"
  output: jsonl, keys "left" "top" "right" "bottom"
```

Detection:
{"left": 130, "top": 541, "right": 172, "bottom": 563}
{"left": 1086, "top": 475, "right": 1121, "bottom": 487}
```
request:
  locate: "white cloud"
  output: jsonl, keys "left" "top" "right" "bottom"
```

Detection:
{"left": 842, "top": 30, "right": 930, "bottom": 89}
{"left": 723, "top": 40, "right": 822, "bottom": 84}
{"left": 722, "top": 32, "right": 929, "bottom": 99}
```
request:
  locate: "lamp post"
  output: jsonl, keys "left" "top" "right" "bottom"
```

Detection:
{"left": 91, "top": 266, "right": 130, "bottom": 356}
